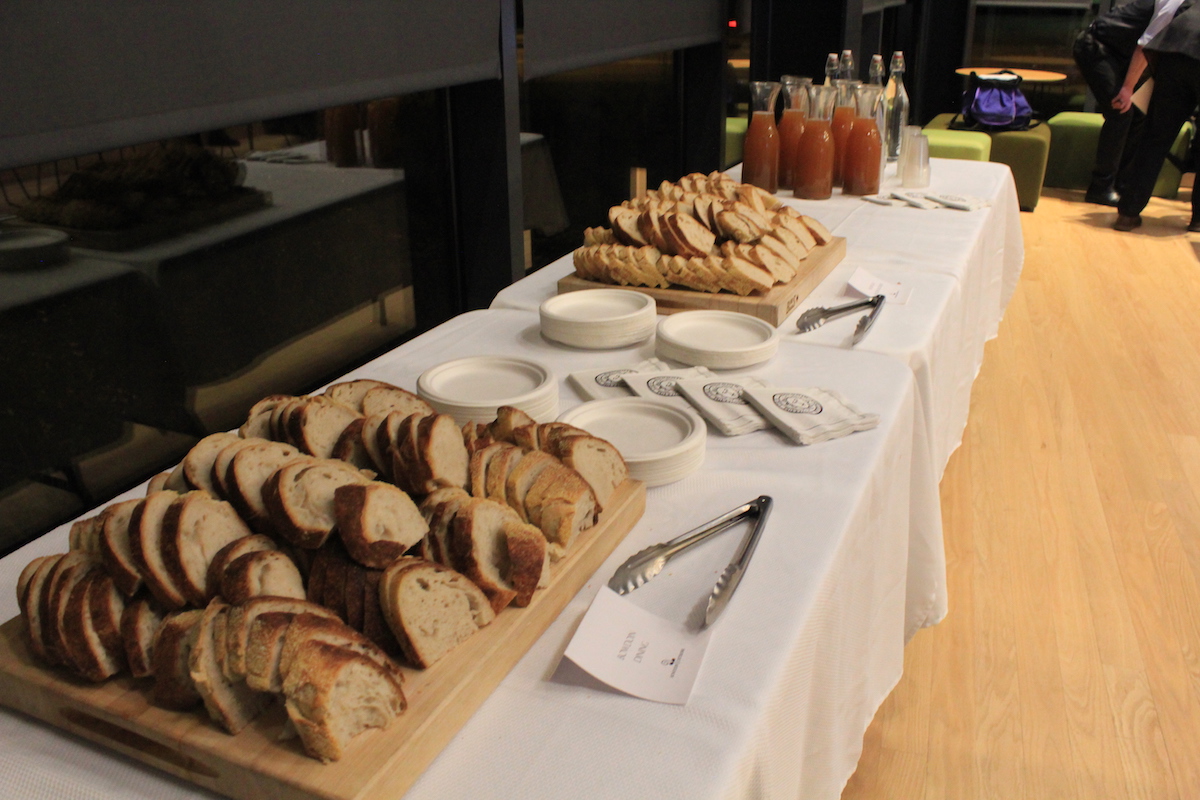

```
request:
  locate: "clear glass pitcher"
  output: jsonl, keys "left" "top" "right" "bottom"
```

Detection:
{"left": 844, "top": 85, "right": 884, "bottom": 196}
{"left": 743, "top": 81, "right": 782, "bottom": 192}
{"left": 831, "top": 79, "right": 861, "bottom": 188}
{"left": 793, "top": 84, "right": 837, "bottom": 200}
{"left": 778, "top": 76, "right": 811, "bottom": 191}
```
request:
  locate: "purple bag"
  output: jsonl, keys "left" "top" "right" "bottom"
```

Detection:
{"left": 953, "top": 71, "right": 1034, "bottom": 132}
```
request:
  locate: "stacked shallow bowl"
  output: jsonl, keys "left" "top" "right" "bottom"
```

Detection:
{"left": 559, "top": 397, "right": 705, "bottom": 486}
{"left": 655, "top": 310, "right": 778, "bottom": 368}
{"left": 417, "top": 356, "right": 558, "bottom": 425}
{"left": 539, "top": 290, "right": 657, "bottom": 349}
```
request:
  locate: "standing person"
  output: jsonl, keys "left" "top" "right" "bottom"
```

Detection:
{"left": 1113, "top": 0, "right": 1200, "bottom": 231}
{"left": 1073, "top": 0, "right": 1156, "bottom": 206}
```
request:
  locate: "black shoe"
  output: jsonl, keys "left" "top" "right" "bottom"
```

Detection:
{"left": 1113, "top": 213, "right": 1142, "bottom": 232}
{"left": 1189, "top": 217, "right": 1200, "bottom": 233}
{"left": 1085, "top": 187, "right": 1121, "bottom": 207}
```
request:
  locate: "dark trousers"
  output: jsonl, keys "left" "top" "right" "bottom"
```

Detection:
{"left": 1073, "top": 33, "right": 1144, "bottom": 192}
{"left": 1118, "top": 52, "right": 1200, "bottom": 218}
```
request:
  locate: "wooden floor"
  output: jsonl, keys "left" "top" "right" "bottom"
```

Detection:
{"left": 842, "top": 187, "right": 1200, "bottom": 800}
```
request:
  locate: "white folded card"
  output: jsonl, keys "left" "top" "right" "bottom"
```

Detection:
{"left": 563, "top": 586, "right": 712, "bottom": 705}
{"left": 848, "top": 267, "right": 911, "bottom": 305}
{"left": 568, "top": 358, "right": 671, "bottom": 401}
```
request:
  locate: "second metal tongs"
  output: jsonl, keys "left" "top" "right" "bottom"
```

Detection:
{"left": 608, "top": 495, "right": 773, "bottom": 628}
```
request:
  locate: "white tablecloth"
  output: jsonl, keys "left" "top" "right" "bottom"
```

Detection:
{"left": 0, "top": 307, "right": 943, "bottom": 800}
{"left": 491, "top": 158, "right": 1024, "bottom": 474}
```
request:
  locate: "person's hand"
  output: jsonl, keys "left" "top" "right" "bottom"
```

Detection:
{"left": 1112, "top": 87, "right": 1134, "bottom": 113}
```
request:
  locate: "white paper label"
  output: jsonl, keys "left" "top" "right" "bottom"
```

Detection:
{"left": 562, "top": 587, "right": 712, "bottom": 705}
{"left": 847, "top": 267, "right": 911, "bottom": 305}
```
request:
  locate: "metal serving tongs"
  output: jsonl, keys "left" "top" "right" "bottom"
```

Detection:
{"left": 795, "top": 294, "right": 886, "bottom": 335}
{"left": 608, "top": 496, "right": 774, "bottom": 628}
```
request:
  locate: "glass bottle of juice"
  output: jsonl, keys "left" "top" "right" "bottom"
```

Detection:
{"left": 778, "top": 75, "right": 811, "bottom": 191}
{"left": 843, "top": 85, "right": 884, "bottom": 196}
{"left": 794, "top": 84, "right": 837, "bottom": 200}
{"left": 831, "top": 79, "right": 860, "bottom": 188}
{"left": 742, "top": 81, "right": 782, "bottom": 193}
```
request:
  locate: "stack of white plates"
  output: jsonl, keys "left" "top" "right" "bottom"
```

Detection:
{"left": 539, "top": 290, "right": 657, "bottom": 349}
{"left": 655, "top": 310, "right": 779, "bottom": 368}
{"left": 559, "top": 398, "right": 705, "bottom": 487}
{"left": 417, "top": 356, "right": 558, "bottom": 425}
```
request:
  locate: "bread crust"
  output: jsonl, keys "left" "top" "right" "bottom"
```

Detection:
{"left": 98, "top": 497, "right": 147, "bottom": 597}
{"left": 335, "top": 482, "right": 428, "bottom": 569}
{"left": 150, "top": 609, "right": 205, "bottom": 710}
{"left": 161, "top": 492, "right": 254, "bottom": 606}
{"left": 130, "top": 490, "right": 189, "bottom": 610}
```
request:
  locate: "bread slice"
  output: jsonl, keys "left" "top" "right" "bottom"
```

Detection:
{"left": 331, "top": 418, "right": 376, "bottom": 471}
{"left": 241, "top": 611, "right": 296, "bottom": 692}
{"left": 223, "top": 596, "right": 338, "bottom": 683}
{"left": 334, "top": 482, "right": 428, "bottom": 569}
{"left": 183, "top": 433, "right": 242, "bottom": 495}
{"left": 98, "top": 497, "right": 147, "bottom": 598}
{"left": 41, "top": 551, "right": 102, "bottom": 666}
{"left": 146, "top": 472, "right": 171, "bottom": 494}
{"left": 225, "top": 441, "right": 305, "bottom": 529}
{"left": 379, "top": 557, "right": 495, "bottom": 669}
{"left": 323, "top": 379, "right": 392, "bottom": 411}
{"left": 501, "top": 519, "right": 548, "bottom": 607}
{"left": 542, "top": 434, "right": 628, "bottom": 512}
{"left": 161, "top": 492, "right": 254, "bottom": 606}
{"left": 522, "top": 463, "right": 595, "bottom": 528}
{"left": 483, "top": 444, "right": 524, "bottom": 507}
{"left": 468, "top": 442, "right": 505, "bottom": 498}
{"left": 503, "top": 450, "right": 562, "bottom": 522}
{"left": 61, "top": 573, "right": 125, "bottom": 682}
{"left": 67, "top": 515, "right": 103, "bottom": 554}
{"left": 510, "top": 423, "right": 540, "bottom": 452}
{"left": 282, "top": 639, "right": 406, "bottom": 762}
{"left": 89, "top": 571, "right": 129, "bottom": 672}
{"left": 358, "top": 413, "right": 393, "bottom": 478}
{"left": 418, "top": 489, "right": 474, "bottom": 567}
{"left": 121, "top": 596, "right": 164, "bottom": 679}
{"left": 129, "top": 490, "right": 189, "bottom": 610}
{"left": 342, "top": 563, "right": 367, "bottom": 631}
{"left": 189, "top": 600, "right": 271, "bottom": 734}
{"left": 211, "top": 437, "right": 266, "bottom": 500}
{"left": 798, "top": 213, "right": 833, "bottom": 245}
{"left": 239, "top": 395, "right": 294, "bottom": 440}
{"left": 17, "top": 554, "right": 58, "bottom": 616}
{"left": 409, "top": 414, "right": 470, "bottom": 495}
{"left": 448, "top": 498, "right": 522, "bottom": 614}
{"left": 277, "top": 614, "right": 405, "bottom": 694}
{"left": 490, "top": 406, "right": 537, "bottom": 443}
{"left": 150, "top": 609, "right": 205, "bottom": 710}
{"left": 386, "top": 412, "right": 427, "bottom": 494}
{"left": 222, "top": 550, "right": 306, "bottom": 605}
{"left": 262, "top": 459, "right": 371, "bottom": 549}
{"left": 292, "top": 396, "right": 363, "bottom": 460}
{"left": 360, "top": 386, "right": 434, "bottom": 419}
{"left": 663, "top": 211, "right": 717, "bottom": 258}
{"left": 205, "top": 534, "right": 278, "bottom": 603}
{"left": 360, "top": 569, "right": 400, "bottom": 655}
{"left": 20, "top": 554, "right": 64, "bottom": 663}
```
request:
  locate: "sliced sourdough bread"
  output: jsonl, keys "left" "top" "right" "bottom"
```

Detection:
{"left": 418, "top": 488, "right": 474, "bottom": 567}
{"left": 323, "top": 379, "right": 391, "bottom": 411}
{"left": 263, "top": 458, "right": 372, "bottom": 549}
{"left": 61, "top": 572, "right": 126, "bottom": 682}
{"left": 501, "top": 519, "right": 549, "bottom": 607}
{"left": 276, "top": 613, "right": 405, "bottom": 694}
{"left": 487, "top": 405, "right": 536, "bottom": 444}
{"left": 379, "top": 557, "right": 495, "bottom": 669}
{"left": 541, "top": 433, "right": 628, "bottom": 512}
{"left": 20, "top": 554, "right": 65, "bottom": 663}
{"left": 483, "top": 444, "right": 524, "bottom": 507}
{"left": 334, "top": 482, "right": 428, "bottom": 569}
{"left": 205, "top": 534, "right": 278, "bottom": 604}
{"left": 239, "top": 394, "right": 294, "bottom": 440}
{"left": 161, "top": 492, "right": 254, "bottom": 606}
{"left": 67, "top": 515, "right": 103, "bottom": 554}
{"left": 503, "top": 450, "right": 562, "bottom": 522}
{"left": 223, "top": 596, "right": 339, "bottom": 683}
{"left": 225, "top": 441, "right": 304, "bottom": 529}
{"left": 221, "top": 550, "right": 306, "bottom": 605}
{"left": 183, "top": 433, "right": 242, "bottom": 495}
{"left": 150, "top": 609, "right": 205, "bottom": 710}
{"left": 448, "top": 498, "right": 523, "bottom": 614}
{"left": 291, "top": 396, "right": 363, "bottom": 460}
{"left": 129, "top": 489, "right": 189, "bottom": 610}
{"left": 189, "top": 600, "right": 271, "bottom": 734}
{"left": 41, "top": 551, "right": 102, "bottom": 667}
{"left": 282, "top": 639, "right": 407, "bottom": 762}
{"left": 360, "top": 385, "right": 435, "bottom": 420}
{"left": 121, "top": 596, "right": 165, "bottom": 679}
{"left": 98, "top": 497, "right": 147, "bottom": 598}
{"left": 468, "top": 442, "right": 505, "bottom": 498}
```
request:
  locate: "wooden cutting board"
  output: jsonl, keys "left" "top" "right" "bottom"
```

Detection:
{"left": 0, "top": 479, "right": 645, "bottom": 800}
{"left": 556, "top": 237, "right": 845, "bottom": 327}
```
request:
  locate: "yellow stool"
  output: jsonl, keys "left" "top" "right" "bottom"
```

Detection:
{"left": 923, "top": 128, "right": 992, "bottom": 162}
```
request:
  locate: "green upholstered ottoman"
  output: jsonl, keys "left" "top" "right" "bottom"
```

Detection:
{"left": 725, "top": 117, "right": 748, "bottom": 169}
{"left": 925, "top": 113, "right": 1051, "bottom": 211}
{"left": 1045, "top": 112, "right": 1102, "bottom": 190}
{"left": 923, "top": 128, "right": 992, "bottom": 161}
{"left": 1044, "top": 111, "right": 1192, "bottom": 198}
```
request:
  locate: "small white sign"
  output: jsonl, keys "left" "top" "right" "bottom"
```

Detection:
{"left": 847, "top": 267, "right": 911, "bottom": 305}
{"left": 562, "top": 586, "right": 712, "bottom": 705}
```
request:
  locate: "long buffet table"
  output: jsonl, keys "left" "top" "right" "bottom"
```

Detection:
{"left": 0, "top": 157, "right": 1022, "bottom": 800}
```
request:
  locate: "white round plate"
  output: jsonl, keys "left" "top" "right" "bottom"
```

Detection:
{"left": 417, "top": 356, "right": 555, "bottom": 409}
{"left": 655, "top": 310, "right": 778, "bottom": 368}
{"left": 540, "top": 290, "right": 656, "bottom": 349}
{"left": 0, "top": 228, "right": 69, "bottom": 271}
{"left": 559, "top": 400, "right": 705, "bottom": 470}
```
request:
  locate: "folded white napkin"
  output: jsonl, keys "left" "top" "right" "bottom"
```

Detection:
{"left": 620, "top": 367, "right": 717, "bottom": 412}
{"left": 568, "top": 358, "right": 672, "bottom": 401}
{"left": 741, "top": 385, "right": 879, "bottom": 445}
{"left": 674, "top": 376, "right": 771, "bottom": 436}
